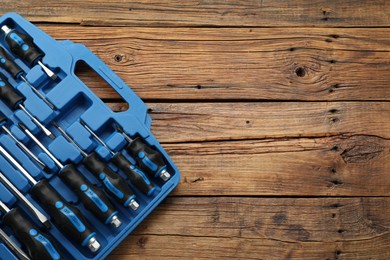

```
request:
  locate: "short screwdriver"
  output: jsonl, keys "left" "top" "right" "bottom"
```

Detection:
{"left": 0, "top": 226, "right": 30, "bottom": 260}
{"left": 1, "top": 25, "right": 57, "bottom": 80}
{"left": 0, "top": 145, "right": 101, "bottom": 253}
{"left": 0, "top": 72, "right": 54, "bottom": 138}
{"left": 19, "top": 123, "right": 122, "bottom": 228}
{"left": 115, "top": 124, "right": 171, "bottom": 181}
{"left": 53, "top": 121, "right": 140, "bottom": 209}
{"left": 0, "top": 111, "right": 50, "bottom": 173}
{"left": 0, "top": 200, "right": 63, "bottom": 260}
{"left": 80, "top": 120, "right": 156, "bottom": 196}
{"left": 0, "top": 46, "right": 55, "bottom": 109}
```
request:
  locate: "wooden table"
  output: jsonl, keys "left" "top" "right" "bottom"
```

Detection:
{"left": 3, "top": 1, "right": 390, "bottom": 259}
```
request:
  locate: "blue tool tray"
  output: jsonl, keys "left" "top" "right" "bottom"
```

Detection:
{"left": 0, "top": 12, "right": 180, "bottom": 259}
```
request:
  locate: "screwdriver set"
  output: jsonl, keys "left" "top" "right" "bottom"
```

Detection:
{"left": 0, "top": 12, "right": 180, "bottom": 259}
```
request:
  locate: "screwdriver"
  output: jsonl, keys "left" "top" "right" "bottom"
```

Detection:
{"left": 0, "top": 111, "right": 50, "bottom": 173}
{"left": 80, "top": 120, "right": 156, "bottom": 196}
{"left": 0, "top": 145, "right": 101, "bottom": 253}
{"left": 0, "top": 46, "right": 55, "bottom": 109}
{"left": 0, "top": 200, "right": 63, "bottom": 260}
{"left": 0, "top": 72, "right": 54, "bottom": 138}
{"left": 0, "top": 172, "right": 50, "bottom": 229}
{"left": 1, "top": 25, "right": 57, "bottom": 80}
{"left": 115, "top": 124, "right": 171, "bottom": 181}
{"left": 19, "top": 123, "right": 122, "bottom": 228}
{"left": 0, "top": 227, "right": 30, "bottom": 260}
{"left": 52, "top": 121, "right": 140, "bottom": 210}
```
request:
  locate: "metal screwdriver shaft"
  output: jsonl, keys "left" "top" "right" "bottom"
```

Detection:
{"left": 0, "top": 227, "right": 30, "bottom": 260}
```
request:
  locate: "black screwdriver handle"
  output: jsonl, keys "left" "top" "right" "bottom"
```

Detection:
{"left": 83, "top": 152, "right": 137, "bottom": 207}
{"left": 4, "top": 29, "right": 44, "bottom": 67}
{"left": 0, "top": 72, "right": 25, "bottom": 109}
{"left": 58, "top": 164, "right": 118, "bottom": 224}
{"left": 111, "top": 152, "right": 155, "bottom": 195}
{"left": 0, "top": 111, "right": 7, "bottom": 124}
{"left": 126, "top": 138, "right": 167, "bottom": 178}
{"left": 30, "top": 180, "right": 96, "bottom": 247}
{"left": 3, "top": 207, "right": 63, "bottom": 260}
{"left": 0, "top": 46, "right": 24, "bottom": 79}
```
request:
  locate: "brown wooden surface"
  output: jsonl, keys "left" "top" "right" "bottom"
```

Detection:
{"left": 2, "top": 1, "right": 390, "bottom": 259}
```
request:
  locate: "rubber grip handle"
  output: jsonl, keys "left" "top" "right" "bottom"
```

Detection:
{"left": 30, "top": 180, "right": 95, "bottom": 246}
{"left": 5, "top": 29, "right": 44, "bottom": 66}
{"left": 126, "top": 138, "right": 166, "bottom": 178}
{"left": 58, "top": 164, "right": 118, "bottom": 224}
{"left": 83, "top": 152, "right": 136, "bottom": 207}
{"left": 0, "top": 73, "right": 24, "bottom": 109}
{"left": 111, "top": 152, "right": 155, "bottom": 195}
{"left": 3, "top": 207, "right": 63, "bottom": 260}
{"left": 0, "top": 46, "right": 23, "bottom": 79}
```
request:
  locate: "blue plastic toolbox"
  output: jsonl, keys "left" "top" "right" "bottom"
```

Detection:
{"left": 0, "top": 12, "right": 180, "bottom": 259}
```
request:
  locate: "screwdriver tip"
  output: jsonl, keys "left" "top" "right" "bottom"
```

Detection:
{"left": 48, "top": 133, "right": 55, "bottom": 140}
{"left": 50, "top": 74, "right": 57, "bottom": 80}
{"left": 129, "top": 199, "right": 139, "bottom": 211}
{"left": 18, "top": 122, "right": 27, "bottom": 131}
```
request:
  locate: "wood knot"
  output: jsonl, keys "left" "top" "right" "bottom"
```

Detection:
{"left": 295, "top": 67, "right": 306, "bottom": 77}
{"left": 114, "top": 54, "right": 123, "bottom": 62}
{"left": 340, "top": 136, "right": 384, "bottom": 163}
{"left": 137, "top": 236, "right": 148, "bottom": 249}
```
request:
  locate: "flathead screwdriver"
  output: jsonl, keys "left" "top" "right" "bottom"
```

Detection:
{"left": 0, "top": 145, "right": 101, "bottom": 253}
{"left": 80, "top": 120, "right": 156, "bottom": 196}
{"left": 115, "top": 124, "right": 171, "bottom": 181}
{"left": 0, "top": 226, "right": 30, "bottom": 260}
{"left": 0, "top": 200, "right": 63, "bottom": 260}
{"left": 52, "top": 121, "right": 140, "bottom": 210}
{"left": 0, "top": 73, "right": 54, "bottom": 138}
{"left": 19, "top": 123, "right": 122, "bottom": 228}
{"left": 1, "top": 25, "right": 57, "bottom": 80}
{"left": 0, "top": 111, "right": 50, "bottom": 173}
{"left": 0, "top": 46, "right": 55, "bottom": 109}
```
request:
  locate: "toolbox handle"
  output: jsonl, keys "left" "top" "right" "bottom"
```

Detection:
{"left": 65, "top": 43, "right": 152, "bottom": 128}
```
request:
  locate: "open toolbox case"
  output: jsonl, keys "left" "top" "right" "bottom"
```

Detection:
{"left": 0, "top": 12, "right": 180, "bottom": 259}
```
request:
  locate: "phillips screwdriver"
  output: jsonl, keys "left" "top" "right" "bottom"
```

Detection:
{"left": 80, "top": 120, "right": 156, "bottom": 196}
{"left": 0, "top": 200, "right": 63, "bottom": 260}
{"left": 0, "top": 227, "right": 30, "bottom": 260}
{"left": 0, "top": 145, "right": 101, "bottom": 253}
{"left": 52, "top": 121, "right": 140, "bottom": 210}
{"left": 0, "top": 72, "right": 53, "bottom": 138}
{"left": 115, "top": 124, "right": 171, "bottom": 181}
{"left": 0, "top": 172, "right": 50, "bottom": 229}
{"left": 0, "top": 111, "right": 50, "bottom": 173}
{"left": 0, "top": 46, "right": 55, "bottom": 109}
{"left": 19, "top": 123, "right": 122, "bottom": 228}
{"left": 1, "top": 25, "right": 57, "bottom": 80}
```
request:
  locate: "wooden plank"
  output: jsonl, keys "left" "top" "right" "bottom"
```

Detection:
{"left": 108, "top": 197, "right": 390, "bottom": 259}
{"left": 163, "top": 135, "right": 390, "bottom": 196}
{"left": 141, "top": 102, "right": 390, "bottom": 142}
{"left": 40, "top": 26, "right": 390, "bottom": 101}
{"left": 3, "top": 1, "right": 390, "bottom": 27}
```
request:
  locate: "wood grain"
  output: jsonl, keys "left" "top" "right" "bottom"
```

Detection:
{"left": 39, "top": 25, "right": 390, "bottom": 101}
{"left": 108, "top": 197, "right": 390, "bottom": 259}
{"left": 3, "top": 1, "right": 390, "bottom": 27}
{"left": 138, "top": 102, "right": 390, "bottom": 142}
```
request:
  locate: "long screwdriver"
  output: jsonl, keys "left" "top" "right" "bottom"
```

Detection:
{"left": 0, "top": 172, "right": 50, "bottom": 229}
{"left": 0, "top": 72, "right": 53, "bottom": 138}
{"left": 115, "top": 123, "right": 171, "bottom": 181}
{"left": 0, "top": 111, "right": 50, "bottom": 173}
{"left": 80, "top": 120, "right": 156, "bottom": 195}
{"left": 0, "top": 226, "right": 30, "bottom": 260}
{"left": 0, "top": 46, "right": 55, "bottom": 109}
{"left": 0, "top": 200, "right": 63, "bottom": 260}
{"left": 19, "top": 123, "right": 122, "bottom": 228}
{"left": 0, "top": 145, "right": 101, "bottom": 253}
{"left": 52, "top": 121, "right": 140, "bottom": 209}
{"left": 1, "top": 25, "right": 57, "bottom": 80}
